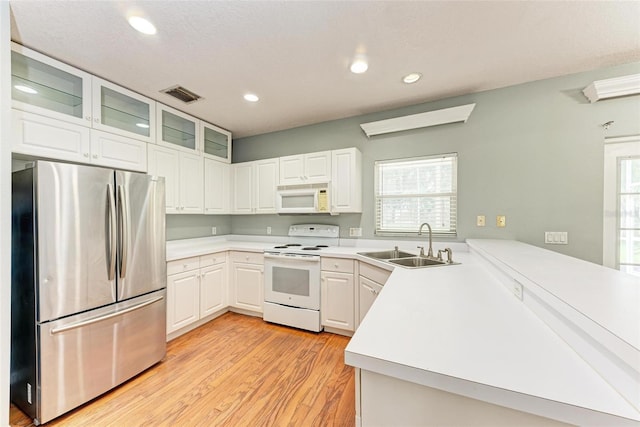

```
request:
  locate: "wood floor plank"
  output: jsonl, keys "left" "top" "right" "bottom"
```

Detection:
{"left": 10, "top": 312, "right": 355, "bottom": 426}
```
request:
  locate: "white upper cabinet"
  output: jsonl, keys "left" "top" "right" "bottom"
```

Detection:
{"left": 179, "top": 152, "right": 205, "bottom": 214}
{"left": 11, "top": 43, "right": 156, "bottom": 144}
{"left": 11, "top": 110, "right": 91, "bottom": 163}
{"left": 91, "top": 77, "right": 155, "bottom": 143}
{"left": 331, "top": 147, "right": 362, "bottom": 213}
{"left": 254, "top": 159, "right": 279, "bottom": 214}
{"left": 204, "top": 158, "right": 231, "bottom": 214}
{"left": 156, "top": 105, "right": 233, "bottom": 162}
{"left": 90, "top": 129, "right": 147, "bottom": 172}
{"left": 156, "top": 104, "right": 200, "bottom": 154}
{"left": 11, "top": 42, "right": 91, "bottom": 127}
{"left": 279, "top": 151, "right": 331, "bottom": 185}
{"left": 232, "top": 162, "right": 254, "bottom": 214}
{"left": 201, "top": 122, "right": 231, "bottom": 163}
{"left": 232, "top": 159, "right": 279, "bottom": 214}
{"left": 148, "top": 144, "right": 203, "bottom": 214}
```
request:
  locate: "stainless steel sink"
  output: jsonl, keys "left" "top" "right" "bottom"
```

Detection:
{"left": 388, "top": 256, "right": 451, "bottom": 268}
{"left": 359, "top": 249, "right": 416, "bottom": 260}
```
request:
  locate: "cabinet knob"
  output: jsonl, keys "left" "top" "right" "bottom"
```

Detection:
{"left": 83, "top": 153, "right": 89, "bottom": 157}
{"left": 334, "top": 264, "right": 339, "bottom": 268}
{"left": 94, "top": 118, "right": 100, "bottom": 123}
{"left": 92, "top": 154, "right": 98, "bottom": 159}
{"left": 85, "top": 116, "right": 91, "bottom": 121}
{"left": 371, "top": 289, "right": 378, "bottom": 295}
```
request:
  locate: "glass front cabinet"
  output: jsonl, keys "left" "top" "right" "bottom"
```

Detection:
{"left": 157, "top": 104, "right": 232, "bottom": 163}
{"left": 11, "top": 42, "right": 92, "bottom": 127}
{"left": 11, "top": 43, "right": 156, "bottom": 143}
{"left": 91, "top": 77, "right": 155, "bottom": 143}
{"left": 202, "top": 122, "right": 231, "bottom": 163}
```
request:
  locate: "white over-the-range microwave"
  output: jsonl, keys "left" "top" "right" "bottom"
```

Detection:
{"left": 276, "top": 183, "right": 335, "bottom": 214}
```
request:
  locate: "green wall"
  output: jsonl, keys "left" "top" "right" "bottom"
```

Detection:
{"left": 230, "top": 61, "right": 640, "bottom": 264}
{"left": 166, "top": 215, "right": 231, "bottom": 241}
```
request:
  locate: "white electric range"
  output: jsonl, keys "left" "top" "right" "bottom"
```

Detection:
{"left": 263, "top": 224, "right": 339, "bottom": 332}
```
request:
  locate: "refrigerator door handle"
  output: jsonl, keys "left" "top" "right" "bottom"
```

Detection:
{"left": 50, "top": 295, "right": 164, "bottom": 335}
{"left": 107, "top": 183, "right": 117, "bottom": 281}
{"left": 117, "top": 184, "right": 129, "bottom": 279}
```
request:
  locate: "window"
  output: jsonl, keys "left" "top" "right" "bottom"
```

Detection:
{"left": 603, "top": 136, "right": 640, "bottom": 277}
{"left": 375, "top": 153, "right": 457, "bottom": 236}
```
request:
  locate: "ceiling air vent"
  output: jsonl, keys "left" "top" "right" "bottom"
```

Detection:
{"left": 161, "top": 85, "right": 203, "bottom": 104}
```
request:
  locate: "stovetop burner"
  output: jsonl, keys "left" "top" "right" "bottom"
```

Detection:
{"left": 285, "top": 243, "right": 302, "bottom": 247}
{"left": 315, "top": 245, "right": 328, "bottom": 248}
{"left": 302, "top": 247, "right": 321, "bottom": 251}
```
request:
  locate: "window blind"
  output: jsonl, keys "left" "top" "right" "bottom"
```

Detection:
{"left": 375, "top": 153, "right": 457, "bottom": 236}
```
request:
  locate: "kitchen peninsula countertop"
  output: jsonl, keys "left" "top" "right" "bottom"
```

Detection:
{"left": 166, "top": 236, "right": 640, "bottom": 425}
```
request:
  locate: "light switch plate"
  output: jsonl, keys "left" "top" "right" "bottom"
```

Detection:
{"left": 349, "top": 227, "right": 362, "bottom": 237}
{"left": 267, "top": 226, "right": 272, "bottom": 235}
{"left": 211, "top": 227, "right": 217, "bottom": 235}
{"left": 545, "top": 231, "right": 568, "bottom": 245}
{"left": 496, "top": 215, "right": 506, "bottom": 227}
{"left": 476, "top": 215, "right": 486, "bottom": 227}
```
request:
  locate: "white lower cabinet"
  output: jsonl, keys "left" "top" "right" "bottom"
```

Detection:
{"left": 229, "top": 251, "right": 264, "bottom": 313}
{"left": 358, "top": 262, "right": 391, "bottom": 326}
{"left": 359, "top": 276, "right": 383, "bottom": 324}
{"left": 148, "top": 144, "right": 204, "bottom": 214}
{"left": 200, "top": 257, "right": 228, "bottom": 317}
{"left": 167, "top": 268, "right": 200, "bottom": 334}
{"left": 166, "top": 253, "right": 227, "bottom": 336}
{"left": 321, "top": 257, "right": 355, "bottom": 333}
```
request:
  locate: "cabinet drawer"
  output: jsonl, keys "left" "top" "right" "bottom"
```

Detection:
{"left": 167, "top": 256, "right": 200, "bottom": 275}
{"left": 200, "top": 252, "right": 226, "bottom": 267}
{"left": 321, "top": 257, "right": 354, "bottom": 273}
{"left": 230, "top": 251, "right": 264, "bottom": 264}
{"left": 359, "top": 262, "right": 392, "bottom": 286}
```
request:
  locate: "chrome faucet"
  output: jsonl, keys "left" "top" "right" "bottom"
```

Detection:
{"left": 417, "top": 222, "right": 434, "bottom": 258}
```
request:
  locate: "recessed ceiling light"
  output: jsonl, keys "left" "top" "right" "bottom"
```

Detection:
{"left": 136, "top": 123, "right": 150, "bottom": 129}
{"left": 244, "top": 93, "right": 259, "bottom": 102}
{"left": 350, "top": 58, "right": 368, "bottom": 74}
{"left": 403, "top": 73, "right": 422, "bottom": 84}
{"left": 14, "top": 84, "right": 37, "bottom": 94}
{"left": 128, "top": 16, "right": 157, "bottom": 35}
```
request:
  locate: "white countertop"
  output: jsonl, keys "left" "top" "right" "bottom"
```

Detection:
{"left": 467, "top": 239, "right": 640, "bottom": 353}
{"left": 166, "top": 235, "right": 640, "bottom": 425}
{"left": 346, "top": 241, "right": 640, "bottom": 426}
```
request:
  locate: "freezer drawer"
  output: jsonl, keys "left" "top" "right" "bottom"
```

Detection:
{"left": 35, "top": 290, "right": 166, "bottom": 424}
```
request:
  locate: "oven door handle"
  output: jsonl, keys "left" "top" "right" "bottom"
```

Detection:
{"left": 264, "top": 253, "right": 321, "bottom": 262}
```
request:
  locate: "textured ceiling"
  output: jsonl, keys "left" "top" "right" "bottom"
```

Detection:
{"left": 9, "top": 1, "right": 640, "bottom": 138}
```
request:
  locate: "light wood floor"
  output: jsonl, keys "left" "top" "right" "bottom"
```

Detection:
{"left": 10, "top": 312, "right": 355, "bottom": 426}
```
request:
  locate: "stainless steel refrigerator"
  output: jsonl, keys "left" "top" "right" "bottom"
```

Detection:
{"left": 11, "top": 161, "right": 167, "bottom": 425}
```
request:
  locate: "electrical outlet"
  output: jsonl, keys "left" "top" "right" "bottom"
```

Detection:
{"left": 211, "top": 227, "right": 217, "bottom": 235}
{"left": 349, "top": 227, "right": 362, "bottom": 237}
{"left": 496, "top": 215, "right": 506, "bottom": 228}
{"left": 513, "top": 280, "right": 523, "bottom": 300}
{"left": 476, "top": 215, "right": 486, "bottom": 227}
{"left": 267, "top": 226, "right": 272, "bottom": 235}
